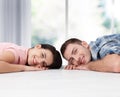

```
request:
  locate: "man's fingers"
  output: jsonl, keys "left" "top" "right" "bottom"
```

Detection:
{"left": 64, "top": 65, "right": 77, "bottom": 70}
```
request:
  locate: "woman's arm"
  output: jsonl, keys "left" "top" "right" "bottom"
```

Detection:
{"left": 0, "top": 51, "right": 46, "bottom": 73}
{"left": 0, "top": 61, "right": 25, "bottom": 73}
{"left": 0, "top": 61, "right": 47, "bottom": 73}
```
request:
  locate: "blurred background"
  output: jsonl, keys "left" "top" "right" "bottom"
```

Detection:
{"left": 31, "top": 0, "right": 120, "bottom": 47}
{"left": 0, "top": 0, "right": 120, "bottom": 65}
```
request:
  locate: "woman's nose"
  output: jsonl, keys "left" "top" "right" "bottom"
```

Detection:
{"left": 35, "top": 57, "right": 42, "bottom": 64}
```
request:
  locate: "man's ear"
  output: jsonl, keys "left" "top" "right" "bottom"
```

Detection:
{"left": 35, "top": 44, "right": 41, "bottom": 49}
{"left": 81, "top": 41, "right": 89, "bottom": 48}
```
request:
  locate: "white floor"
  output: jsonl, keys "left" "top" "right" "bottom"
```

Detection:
{"left": 0, "top": 70, "right": 120, "bottom": 97}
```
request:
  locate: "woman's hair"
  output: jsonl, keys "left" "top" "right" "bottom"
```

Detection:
{"left": 41, "top": 44, "right": 62, "bottom": 69}
{"left": 60, "top": 38, "right": 82, "bottom": 58}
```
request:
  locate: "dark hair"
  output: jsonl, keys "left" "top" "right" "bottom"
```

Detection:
{"left": 41, "top": 44, "right": 62, "bottom": 69}
{"left": 60, "top": 38, "right": 82, "bottom": 58}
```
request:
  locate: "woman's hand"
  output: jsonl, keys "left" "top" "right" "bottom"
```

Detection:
{"left": 24, "top": 66, "right": 48, "bottom": 71}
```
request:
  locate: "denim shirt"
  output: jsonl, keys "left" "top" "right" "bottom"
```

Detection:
{"left": 89, "top": 34, "right": 120, "bottom": 61}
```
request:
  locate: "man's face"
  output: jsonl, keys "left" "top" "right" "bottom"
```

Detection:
{"left": 63, "top": 42, "right": 91, "bottom": 66}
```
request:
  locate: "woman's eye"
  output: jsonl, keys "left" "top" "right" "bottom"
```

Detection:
{"left": 41, "top": 52, "right": 46, "bottom": 58}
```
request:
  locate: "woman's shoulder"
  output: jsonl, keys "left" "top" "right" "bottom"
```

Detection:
{"left": 0, "top": 50, "right": 15, "bottom": 63}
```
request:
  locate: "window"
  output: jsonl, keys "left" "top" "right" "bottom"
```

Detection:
{"left": 31, "top": 0, "right": 120, "bottom": 47}
{"left": 31, "top": 0, "right": 65, "bottom": 49}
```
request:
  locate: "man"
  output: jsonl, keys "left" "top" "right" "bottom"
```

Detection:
{"left": 60, "top": 34, "right": 120, "bottom": 73}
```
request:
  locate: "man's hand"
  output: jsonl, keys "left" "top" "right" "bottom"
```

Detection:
{"left": 64, "top": 64, "right": 88, "bottom": 70}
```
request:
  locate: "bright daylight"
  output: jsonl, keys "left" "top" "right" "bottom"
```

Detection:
{"left": 0, "top": 0, "right": 120, "bottom": 97}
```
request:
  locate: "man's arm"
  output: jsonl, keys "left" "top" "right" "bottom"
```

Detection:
{"left": 87, "top": 54, "right": 120, "bottom": 72}
{"left": 65, "top": 54, "right": 120, "bottom": 73}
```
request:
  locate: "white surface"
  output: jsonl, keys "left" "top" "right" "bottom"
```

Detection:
{"left": 0, "top": 70, "right": 120, "bottom": 97}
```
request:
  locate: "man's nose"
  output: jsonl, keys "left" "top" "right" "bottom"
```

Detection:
{"left": 72, "top": 55, "right": 79, "bottom": 61}
{"left": 72, "top": 55, "right": 79, "bottom": 65}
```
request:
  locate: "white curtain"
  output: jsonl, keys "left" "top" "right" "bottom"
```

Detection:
{"left": 0, "top": 0, "right": 31, "bottom": 47}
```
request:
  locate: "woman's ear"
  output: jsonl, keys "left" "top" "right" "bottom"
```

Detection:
{"left": 81, "top": 41, "right": 89, "bottom": 48}
{"left": 35, "top": 44, "right": 41, "bottom": 49}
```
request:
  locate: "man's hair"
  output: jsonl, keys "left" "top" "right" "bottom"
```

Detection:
{"left": 60, "top": 38, "right": 82, "bottom": 58}
{"left": 41, "top": 44, "right": 62, "bottom": 69}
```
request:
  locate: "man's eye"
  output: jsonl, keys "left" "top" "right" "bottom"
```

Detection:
{"left": 72, "top": 48, "right": 77, "bottom": 55}
{"left": 41, "top": 53, "right": 44, "bottom": 58}
{"left": 74, "top": 49, "right": 77, "bottom": 54}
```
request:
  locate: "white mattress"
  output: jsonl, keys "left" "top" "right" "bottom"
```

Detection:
{"left": 0, "top": 70, "right": 120, "bottom": 97}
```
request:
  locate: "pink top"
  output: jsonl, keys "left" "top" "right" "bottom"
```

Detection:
{"left": 0, "top": 43, "right": 29, "bottom": 65}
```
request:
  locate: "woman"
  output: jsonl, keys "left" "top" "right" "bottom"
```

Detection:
{"left": 0, "top": 42, "right": 62, "bottom": 73}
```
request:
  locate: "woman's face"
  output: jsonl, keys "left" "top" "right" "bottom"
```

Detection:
{"left": 27, "top": 45, "right": 53, "bottom": 68}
